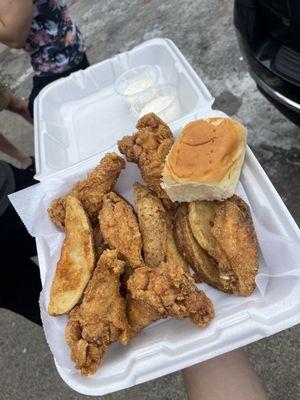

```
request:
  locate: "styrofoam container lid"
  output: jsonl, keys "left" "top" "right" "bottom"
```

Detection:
{"left": 34, "top": 38, "right": 214, "bottom": 181}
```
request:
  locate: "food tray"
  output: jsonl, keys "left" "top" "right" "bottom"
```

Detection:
{"left": 18, "top": 38, "right": 300, "bottom": 396}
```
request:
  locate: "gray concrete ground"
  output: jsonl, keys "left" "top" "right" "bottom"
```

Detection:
{"left": 0, "top": 0, "right": 299, "bottom": 399}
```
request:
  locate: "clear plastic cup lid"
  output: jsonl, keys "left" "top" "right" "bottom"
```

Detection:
{"left": 114, "top": 65, "right": 159, "bottom": 97}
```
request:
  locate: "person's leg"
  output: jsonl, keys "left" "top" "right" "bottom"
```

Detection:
{"left": 2, "top": 164, "right": 37, "bottom": 258}
{"left": 1, "top": 256, "right": 42, "bottom": 326}
{"left": 0, "top": 199, "right": 41, "bottom": 325}
{"left": 9, "top": 162, "right": 37, "bottom": 191}
{"left": 183, "top": 349, "right": 268, "bottom": 400}
{"left": 1, "top": 201, "right": 37, "bottom": 261}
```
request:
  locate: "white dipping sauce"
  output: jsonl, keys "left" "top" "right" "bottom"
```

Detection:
{"left": 140, "top": 96, "right": 173, "bottom": 114}
{"left": 140, "top": 95, "right": 181, "bottom": 122}
{"left": 123, "top": 79, "right": 154, "bottom": 95}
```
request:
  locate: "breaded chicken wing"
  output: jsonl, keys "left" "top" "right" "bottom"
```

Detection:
{"left": 118, "top": 113, "right": 174, "bottom": 206}
{"left": 211, "top": 195, "right": 259, "bottom": 295}
{"left": 133, "top": 182, "right": 167, "bottom": 268}
{"left": 65, "top": 250, "right": 129, "bottom": 376}
{"left": 93, "top": 224, "right": 106, "bottom": 261}
{"left": 99, "top": 192, "right": 144, "bottom": 269}
{"left": 126, "top": 295, "right": 161, "bottom": 336}
{"left": 48, "top": 152, "right": 125, "bottom": 229}
{"left": 127, "top": 263, "right": 214, "bottom": 329}
{"left": 133, "top": 182, "right": 188, "bottom": 273}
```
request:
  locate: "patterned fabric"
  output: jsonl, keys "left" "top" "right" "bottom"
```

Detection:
{"left": 24, "top": 0, "right": 85, "bottom": 75}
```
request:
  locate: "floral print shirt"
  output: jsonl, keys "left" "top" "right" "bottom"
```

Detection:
{"left": 24, "top": 0, "right": 85, "bottom": 75}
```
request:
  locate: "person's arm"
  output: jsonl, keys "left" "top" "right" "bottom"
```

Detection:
{"left": 183, "top": 349, "right": 269, "bottom": 400}
{"left": 0, "top": 133, "right": 32, "bottom": 168}
{"left": 0, "top": 0, "right": 33, "bottom": 48}
{"left": 6, "top": 93, "right": 33, "bottom": 124}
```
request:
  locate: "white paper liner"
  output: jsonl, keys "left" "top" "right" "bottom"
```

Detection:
{"left": 9, "top": 161, "right": 300, "bottom": 373}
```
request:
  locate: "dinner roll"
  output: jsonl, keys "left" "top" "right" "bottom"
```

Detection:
{"left": 161, "top": 117, "right": 247, "bottom": 202}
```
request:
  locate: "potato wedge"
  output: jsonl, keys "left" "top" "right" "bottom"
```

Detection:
{"left": 48, "top": 196, "right": 95, "bottom": 315}
{"left": 165, "top": 211, "right": 189, "bottom": 275}
{"left": 174, "top": 204, "right": 220, "bottom": 287}
{"left": 183, "top": 195, "right": 259, "bottom": 296}
{"left": 188, "top": 201, "right": 232, "bottom": 279}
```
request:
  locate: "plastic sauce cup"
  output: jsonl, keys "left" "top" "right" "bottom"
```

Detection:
{"left": 114, "top": 65, "right": 159, "bottom": 115}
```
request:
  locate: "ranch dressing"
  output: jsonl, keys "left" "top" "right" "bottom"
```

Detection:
{"left": 124, "top": 79, "right": 154, "bottom": 95}
{"left": 140, "top": 94, "right": 181, "bottom": 122}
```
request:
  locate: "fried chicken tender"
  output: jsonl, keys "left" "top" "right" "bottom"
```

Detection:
{"left": 133, "top": 182, "right": 188, "bottom": 272}
{"left": 48, "top": 152, "right": 125, "bottom": 229}
{"left": 65, "top": 250, "right": 129, "bottom": 376}
{"left": 98, "top": 190, "right": 160, "bottom": 336}
{"left": 211, "top": 195, "right": 259, "bottom": 295}
{"left": 126, "top": 295, "right": 161, "bottom": 336}
{"left": 48, "top": 196, "right": 95, "bottom": 316}
{"left": 118, "top": 113, "right": 174, "bottom": 205}
{"left": 133, "top": 182, "right": 167, "bottom": 268}
{"left": 129, "top": 183, "right": 211, "bottom": 335}
{"left": 93, "top": 224, "right": 106, "bottom": 260}
{"left": 127, "top": 263, "right": 214, "bottom": 329}
{"left": 99, "top": 192, "right": 144, "bottom": 269}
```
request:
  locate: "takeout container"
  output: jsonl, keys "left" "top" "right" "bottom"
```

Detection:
{"left": 11, "top": 38, "right": 300, "bottom": 396}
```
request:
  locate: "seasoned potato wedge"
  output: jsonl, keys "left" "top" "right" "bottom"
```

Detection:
{"left": 48, "top": 196, "right": 95, "bottom": 315}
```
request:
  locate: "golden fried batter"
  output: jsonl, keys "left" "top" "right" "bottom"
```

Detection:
{"left": 175, "top": 196, "right": 259, "bottom": 296}
{"left": 126, "top": 295, "right": 161, "bottom": 337}
{"left": 98, "top": 189, "right": 162, "bottom": 337}
{"left": 48, "top": 152, "right": 125, "bottom": 229}
{"left": 99, "top": 192, "right": 144, "bottom": 269}
{"left": 65, "top": 250, "right": 129, "bottom": 376}
{"left": 134, "top": 183, "right": 188, "bottom": 273}
{"left": 133, "top": 182, "right": 167, "bottom": 268}
{"left": 127, "top": 263, "right": 214, "bottom": 329}
{"left": 118, "top": 113, "right": 174, "bottom": 205}
{"left": 131, "top": 184, "right": 213, "bottom": 332}
{"left": 93, "top": 224, "right": 106, "bottom": 260}
{"left": 48, "top": 196, "right": 95, "bottom": 316}
{"left": 211, "top": 195, "right": 259, "bottom": 296}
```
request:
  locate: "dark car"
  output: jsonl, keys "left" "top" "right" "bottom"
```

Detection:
{"left": 234, "top": 0, "right": 300, "bottom": 125}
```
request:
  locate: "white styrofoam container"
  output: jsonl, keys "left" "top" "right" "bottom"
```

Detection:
{"left": 34, "top": 38, "right": 214, "bottom": 181}
{"left": 33, "top": 39, "right": 300, "bottom": 396}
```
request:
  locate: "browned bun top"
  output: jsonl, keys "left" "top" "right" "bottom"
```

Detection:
{"left": 166, "top": 118, "right": 246, "bottom": 184}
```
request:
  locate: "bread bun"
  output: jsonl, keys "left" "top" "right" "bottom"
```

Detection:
{"left": 161, "top": 117, "right": 247, "bottom": 202}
